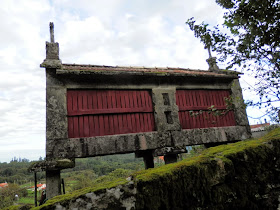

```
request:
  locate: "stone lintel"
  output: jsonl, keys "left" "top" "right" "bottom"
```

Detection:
{"left": 46, "top": 126, "right": 249, "bottom": 159}
{"left": 171, "top": 125, "right": 250, "bottom": 147}
{"left": 46, "top": 132, "right": 171, "bottom": 159}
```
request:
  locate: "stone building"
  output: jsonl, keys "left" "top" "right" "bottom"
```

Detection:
{"left": 39, "top": 23, "right": 251, "bottom": 199}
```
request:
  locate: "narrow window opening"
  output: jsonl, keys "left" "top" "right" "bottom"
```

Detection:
{"left": 162, "top": 93, "right": 170, "bottom": 105}
{"left": 165, "top": 111, "right": 173, "bottom": 124}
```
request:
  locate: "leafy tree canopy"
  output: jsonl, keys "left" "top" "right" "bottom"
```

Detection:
{"left": 186, "top": 0, "right": 280, "bottom": 121}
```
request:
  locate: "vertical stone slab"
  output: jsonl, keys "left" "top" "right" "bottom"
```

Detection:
{"left": 45, "top": 70, "right": 68, "bottom": 143}
{"left": 152, "top": 87, "right": 181, "bottom": 164}
{"left": 152, "top": 87, "right": 181, "bottom": 132}
{"left": 41, "top": 23, "right": 64, "bottom": 200}
{"left": 46, "top": 170, "right": 61, "bottom": 199}
{"left": 230, "top": 79, "right": 251, "bottom": 136}
{"left": 44, "top": 70, "right": 66, "bottom": 200}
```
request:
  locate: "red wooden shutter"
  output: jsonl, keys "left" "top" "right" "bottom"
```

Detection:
{"left": 67, "top": 90, "right": 155, "bottom": 138}
{"left": 176, "top": 90, "right": 236, "bottom": 129}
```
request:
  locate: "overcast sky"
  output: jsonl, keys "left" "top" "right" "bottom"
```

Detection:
{"left": 0, "top": 0, "right": 265, "bottom": 163}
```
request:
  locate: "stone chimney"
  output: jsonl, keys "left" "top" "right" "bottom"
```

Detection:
{"left": 40, "top": 22, "right": 62, "bottom": 68}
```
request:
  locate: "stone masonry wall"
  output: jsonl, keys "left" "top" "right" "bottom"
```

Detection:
{"left": 33, "top": 129, "right": 280, "bottom": 210}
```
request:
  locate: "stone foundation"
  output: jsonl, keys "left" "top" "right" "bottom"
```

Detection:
{"left": 34, "top": 129, "right": 280, "bottom": 210}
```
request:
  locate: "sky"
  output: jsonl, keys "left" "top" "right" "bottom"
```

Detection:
{"left": 0, "top": 0, "right": 266, "bottom": 163}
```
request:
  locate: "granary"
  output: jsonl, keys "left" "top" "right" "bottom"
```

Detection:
{"left": 39, "top": 23, "right": 251, "bottom": 199}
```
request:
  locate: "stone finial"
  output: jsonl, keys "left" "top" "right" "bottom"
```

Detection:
{"left": 50, "top": 22, "right": 55, "bottom": 43}
{"left": 40, "top": 22, "right": 62, "bottom": 68}
{"left": 206, "top": 46, "right": 219, "bottom": 72}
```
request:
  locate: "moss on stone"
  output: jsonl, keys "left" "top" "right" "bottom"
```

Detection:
{"left": 2, "top": 205, "right": 20, "bottom": 210}
{"left": 134, "top": 128, "right": 280, "bottom": 209}
{"left": 30, "top": 128, "right": 280, "bottom": 209}
{"left": 31, "top": 178, "right": 127, "bottom": 210}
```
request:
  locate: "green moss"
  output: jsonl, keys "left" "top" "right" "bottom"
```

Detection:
{"left": 31, "top": 178, "right": 127, "bottom": 210}
{"left": 1, "top": 205, "right": 20, "bottom": 210}
{"left": 55, "top": 159, "right": 75, "bottom": 169}
{"left": 31, "top": 128, "right": 280, "bottom": 209}
{"left": 134, "top": 128, "right": 280, "bottom": 209}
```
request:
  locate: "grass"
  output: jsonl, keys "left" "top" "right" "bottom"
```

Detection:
{"left": 16, "top": 188, "right": 42, "bottom": 207}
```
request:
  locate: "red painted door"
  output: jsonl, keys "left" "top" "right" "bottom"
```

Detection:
{"left": 176, "top": 90, "right": 236, "bottom": 129}
{"left": 67, "top": 90, "right": 155, "bottom": 138}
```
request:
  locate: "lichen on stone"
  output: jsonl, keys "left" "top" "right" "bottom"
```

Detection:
{"left": 29, "top": 128, "right": 280, "bottom": 210}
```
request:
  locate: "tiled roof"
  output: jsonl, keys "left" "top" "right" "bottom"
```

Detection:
{"left": 30, "top": 184, "right": 46, "bottom": 188}
{"left": 0, "top": 183, "right": 8, "bottom": 188}
{"left": 58, "top": 64, "right": 240, "bottom": 78}
{"left": 250, "top": 123, "right": 270, "bottom": 129}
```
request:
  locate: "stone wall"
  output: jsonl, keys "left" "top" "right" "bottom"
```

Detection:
{"left": 32, "top": 128, "right": 280, "bottom": 210}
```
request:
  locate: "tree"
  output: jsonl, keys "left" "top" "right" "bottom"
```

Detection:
{"left": 186, "top": 0, "right": 280, "bottom": 121}
{"left": 0, "top": 183, "right": 28, "bottom": 208}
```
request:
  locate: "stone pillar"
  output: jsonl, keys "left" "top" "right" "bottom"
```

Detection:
{"left": 152, "top": 87, "right": 181, "bottom": 165}
{"left": 40, "top": 23, "right": 65, "bottom": 200}
{"left": 46, "top": 170, "right": 61, "bottom": 199}
{"left": 136, "top": 150, "right": 155, "bottom": 169}
{"left": 143, "top": 152, "right": 155, "bottom": 169}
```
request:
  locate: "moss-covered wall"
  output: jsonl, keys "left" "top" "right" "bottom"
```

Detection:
{"left": 12, "top": 128, "right": 279, "bottom": 210}
{"left": 135, "top": 129, "right": 280, "bottom": 209}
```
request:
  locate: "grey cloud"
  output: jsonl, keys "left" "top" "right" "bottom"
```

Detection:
{"left": 1, "top": 0, "right": 256, "bottom": 162}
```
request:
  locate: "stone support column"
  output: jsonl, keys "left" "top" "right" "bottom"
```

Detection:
{"left": 152, "top": 87, "right": 181, "bottom": 165}
{"left": 143, "top": 152, "right": 155, "bottom": 169}
{"left": 40, "top": 23, "right": 66, "bottom": 200}
{"left": 46, "top": 170, "right": 61, "bottom": 199}
{"left": 135, "top": 150, "right": 155, "bottom": 169}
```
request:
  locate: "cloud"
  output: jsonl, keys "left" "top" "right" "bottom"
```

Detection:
{"left": 0, "top": 0, "right": 262, "bottom": 163}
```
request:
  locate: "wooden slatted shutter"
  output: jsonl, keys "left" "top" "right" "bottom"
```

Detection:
{"left": 176, "top": 90, "right": 236, "bottom": 129}
{"left": 67, "top": 90, "right": 155, "bottom": 138}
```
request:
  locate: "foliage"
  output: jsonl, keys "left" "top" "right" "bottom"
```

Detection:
{"left": 186, "top": 0, "right": 280, "bottom": 121}
{"left": 63, "top": 153, "right": 144, "bottom": 176}
{"left": 93, "top": 168, "right": 132, "bottom": 184}
{"left": 0, "top": 159, "right": 44, "bottom": 185}
{"left": 0, "top": 184, "right": 28, "bottom": 209}
{"left": 264, "top": 124, "right": 280, "bottom": 132}
{"left": 68, "top": 170, "right": 98, "bottom": 191}
{"left": 67, "top": 168, "right": 132, "bottom": 192}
